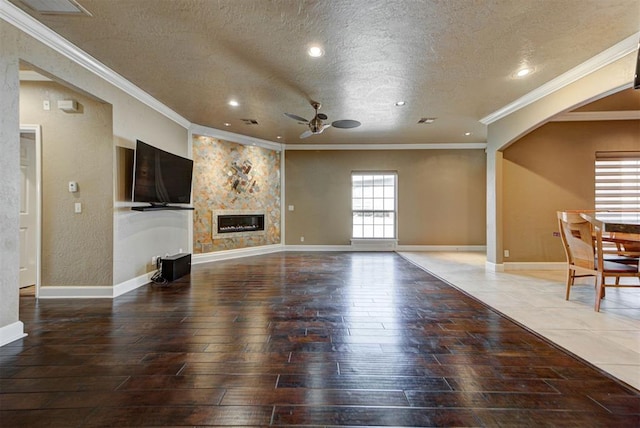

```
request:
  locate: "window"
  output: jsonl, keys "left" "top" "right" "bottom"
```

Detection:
{"left": 595, "top": 152, "right": 640, "bottom": 222}
{"left": 352, "top": 173, "right": 396, "bottom": 238}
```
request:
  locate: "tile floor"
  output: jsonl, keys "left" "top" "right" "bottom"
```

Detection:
{"left": 399, "top": 251, "right": 640, "bottom": 391}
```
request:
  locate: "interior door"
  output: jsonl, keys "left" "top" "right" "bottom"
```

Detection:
{"left": 19, "top": 132, "right": 37, "bottom": 288}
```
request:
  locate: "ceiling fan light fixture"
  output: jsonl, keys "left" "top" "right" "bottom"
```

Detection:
{"left": 309, "top": 116, "right": 324, "bottom": 133}
{"left": 286, "top": 99, "right": 360, "bottom": 138}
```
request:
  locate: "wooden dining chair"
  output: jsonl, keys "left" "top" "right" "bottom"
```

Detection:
{"left": 557, "top": 211, "right": 640, "bottom": 311}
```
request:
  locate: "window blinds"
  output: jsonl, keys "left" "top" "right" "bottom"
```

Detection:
{"left": 595, "top": 151, "right": 640, "bottom": 222}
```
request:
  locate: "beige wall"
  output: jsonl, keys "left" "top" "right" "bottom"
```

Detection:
{"left": 0, "top": 20, "right": 21, "bottom": 328}
{"left": 503, "top": 120, "right": 640, "bottom": 262}
{"left": 485, "top": 53, "right": 637, "bottom": 264}
{"left": 285, "top": 149, "right": 486, "bottom": 246}
{"left": 20, "top": 81, "right": 114, "bottom": 286}
{"left": 1, "top": 17, "right": 188, "bottom": 340}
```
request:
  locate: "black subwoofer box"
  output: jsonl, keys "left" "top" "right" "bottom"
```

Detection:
{"left": 162, "top": 253, "right": 191, "bottom": 281}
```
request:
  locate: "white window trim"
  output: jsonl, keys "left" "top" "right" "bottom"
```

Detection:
{"left": 351, "top": 171, "right": 398, "bottom": 241}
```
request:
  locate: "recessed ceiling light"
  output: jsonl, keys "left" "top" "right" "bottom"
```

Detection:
{"left": 307, "top": 45, "right": 324, "bottom": 58}
{"left": 228, "top": 100, "right": 239, "bottom": 107}
{"left": 395, "top": 101, "right": 406, "bottom": 106}
{"left": 465, "top": 132, "right": 472, "bottom": 136}
{"left": 512, "top": 66, "right": 535, "bottom": 79}
{"left": 224, "top": 122, "right": 231, "bottom": 127}
{"left": 276, "top": 136, "right": 282, "bottom": 139}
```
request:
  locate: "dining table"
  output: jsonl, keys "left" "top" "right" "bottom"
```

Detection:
{"left": 576, "top": 210, "right": 640, "bottom": 234}
{"left": 577, "top": 211, "right": 640, "bottom": 273}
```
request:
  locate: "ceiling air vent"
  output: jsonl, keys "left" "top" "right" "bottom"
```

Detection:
{"left": 418, "top": 117, "right": 437, "bottom": 124}
{"left": 240, "top": 119, "right": 259, "bottom": 125}
{"left": 19, "top": 0, "right": 92, "bottom": 16}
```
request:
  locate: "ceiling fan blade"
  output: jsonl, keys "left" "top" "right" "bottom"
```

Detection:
{"left": 300, "top": 129, "right": 313, "bottom": 139}
{"left": 319, "top": 124, "right": 331, "bottom": 133}
{"left": 284, "top": 112, "right": 309, "bottom": 123}
{"left": 317, "top": 113, "right": 328, "bottom": 120}
{"left": 332, "top": 119, "right": 361, "bottom": 129}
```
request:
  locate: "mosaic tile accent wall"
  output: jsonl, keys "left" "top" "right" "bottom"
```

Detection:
{"left": 192, "top": 135, "right": 281, "bottom": 253}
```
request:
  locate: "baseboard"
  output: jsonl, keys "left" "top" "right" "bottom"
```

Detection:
{"left": 396, "top": 245, "right": 487, "bottom": 252}
{"left": 37, "top": 271, "right": 157, "bottom": 299}
{"left": 0, "top": 321, "right": 27, "bottom": 347}
{"left": 113, "top": 271, "right": 157, "bottom": 297}
{"left": 485, "top": 261, "right": 505, "bottom": 272}
{"left": 192, "top": 244, "right": 284, "bottom": 264}
{"left": 38, "top": 286, "right": 116, "bottom": 299}
{"left": 285, "top": 245, "right": 351, "bottom": 252}
{"left": 284, "top": 244, "right": 487, "bottom": 253}
{"left": 503, "top": 262, "right": 565, "bottom": 271}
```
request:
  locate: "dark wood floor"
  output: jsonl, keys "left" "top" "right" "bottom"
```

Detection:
{"left": 1, "top": 252, "right": 638, "bottom": 427}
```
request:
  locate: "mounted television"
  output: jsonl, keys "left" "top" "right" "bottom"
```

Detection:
{"left": 132, "top": 140, "right": 194, "bottom": 208}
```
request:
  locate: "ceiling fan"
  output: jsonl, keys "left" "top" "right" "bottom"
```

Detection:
{"left": 284, "top": 101, "right": 361, "bottom": 139}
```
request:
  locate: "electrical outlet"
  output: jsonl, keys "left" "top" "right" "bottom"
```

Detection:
{"left": 300, "top": 236, "right": 305, "bottom": 242}
{"left": 504, "top": 249, "right": 510, "bottom": 258}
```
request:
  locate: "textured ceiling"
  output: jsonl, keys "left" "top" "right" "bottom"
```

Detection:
{"left": 9, "top": 0, "right": 640, "bottom": 145}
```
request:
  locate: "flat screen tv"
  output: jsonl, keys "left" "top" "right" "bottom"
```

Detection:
{"left": 132, "top": 140, "right": 193, "bottom": 206}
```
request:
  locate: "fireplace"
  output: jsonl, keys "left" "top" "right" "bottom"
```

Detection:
{"left": 213, "top": 211, "right": 266, "bottom": 238}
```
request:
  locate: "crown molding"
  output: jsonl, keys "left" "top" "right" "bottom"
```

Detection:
{"left": 0, "top": 0, "right": 190, "bottom": 129}
{"left": 190, "top": 124, "right": 284, "bottom": 151}
{"left": 284, "top": 142, "right": 487, "bottom": 151}
{"left": 480, "top": 31, "right": 640, "bottom": 125}
{"left": 551, "top": 110, "right": 640, "bottom": 122}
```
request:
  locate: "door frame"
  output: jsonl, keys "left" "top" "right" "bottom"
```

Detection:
{"left": 20, "top": 124, "right": 42, "bottom": 298}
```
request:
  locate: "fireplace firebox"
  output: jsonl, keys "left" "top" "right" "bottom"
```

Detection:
{"left": 217, "top": 214, "right": 265, "bottom": 234}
